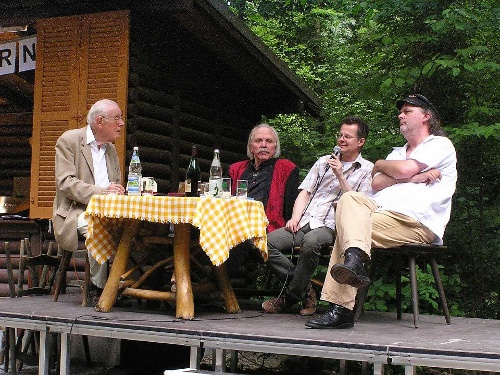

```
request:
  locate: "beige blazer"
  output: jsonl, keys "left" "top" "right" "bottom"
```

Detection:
{"left": 52, "top": 126, "right": 121, "bottom": 251}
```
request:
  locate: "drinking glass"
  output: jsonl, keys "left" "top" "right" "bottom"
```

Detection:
{"left": 197, "top": 180, "right": 202, "bottom": 196}
{"left": 220, "top": 178, "right": 231, "bottom": 198}
{"left": 142, "top": 177, "right": 155, "bottom": 196}
{"left": 236, "top": 179, "right": 248, "bottom": 199}
{"left": 200, "top": 183, "right": 211, "bottom": 197}
{"left": 178, "top": 181, "right": 185, "bottom": 195}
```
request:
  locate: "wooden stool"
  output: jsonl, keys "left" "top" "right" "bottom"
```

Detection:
{"left": 355, "top": 243, "right": 451, "bottom": 328}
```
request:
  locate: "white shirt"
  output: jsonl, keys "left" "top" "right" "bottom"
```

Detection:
{"left": 372, "top": 135, "right": 457, "bottom": 244}
{"left": 86, "top": 125, "right": 110, "bottom": 189}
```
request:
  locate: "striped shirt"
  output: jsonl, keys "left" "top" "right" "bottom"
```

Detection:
{"left": 298, "top": 154, "right": 373, "bottom": 230}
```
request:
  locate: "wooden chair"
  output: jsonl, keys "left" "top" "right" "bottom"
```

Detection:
{"left": 52, "top": 237, "right": 91, "bottom": 307}
{"left": 0, "top": 213, "right": 42, "bottom": 374}
{"left": 50, "top": 236, "right": 92, "bottom": 369}
{"left": 354, "top": 243, "right": 451, "bottom": 328}
{"left": 2, "top": 238, "right": 60, "bottom": 374}
{"left": 18, "top": 239, "right": 60, "bottom": 297}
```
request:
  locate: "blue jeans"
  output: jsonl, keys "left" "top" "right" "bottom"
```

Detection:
{"left": 266, "top": 223, "right": 335, "bottom": 302}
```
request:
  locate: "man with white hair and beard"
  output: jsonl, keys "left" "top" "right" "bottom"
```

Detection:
{"left": 230, "top": 123, "right": 299, "bottom": 232}
{"left": 225, "top": 123, "right": 300, "bottom": 276}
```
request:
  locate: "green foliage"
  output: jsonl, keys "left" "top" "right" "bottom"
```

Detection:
{"left": 265, "top": 114, "right": 327, "bottom": 178}
{"left": 231, "top": 0, "right": 500, "bottom": 319}
{"left": 363, "top": 263, "right": 465, "bottom": 317}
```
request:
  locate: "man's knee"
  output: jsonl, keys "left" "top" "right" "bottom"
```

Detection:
{"left": 298, "top": 247, "right": 321, "bottom": 261}
{"left": 267, "top": 227, "right": 292, "bottom": 251}
{"left": 303, "top": 227, "right": 334, "bottom": 244}
{"left": 338, "top": 191, "right": 363, "bottom": 205}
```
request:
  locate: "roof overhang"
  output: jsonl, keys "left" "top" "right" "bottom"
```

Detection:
{"left": 0, "top": 0, "right": 321, "bottom": 117}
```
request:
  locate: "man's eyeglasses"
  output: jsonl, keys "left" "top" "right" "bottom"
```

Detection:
{"left": 100, "top": 115, "right": 123, "bottom": 123}
{"left": 336, "top": 133, "right": 358, "bottom": 140}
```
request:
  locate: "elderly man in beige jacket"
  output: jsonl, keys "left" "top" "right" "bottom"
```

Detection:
{"left": 52, "top": 99, "right": 125, "bottom": 302}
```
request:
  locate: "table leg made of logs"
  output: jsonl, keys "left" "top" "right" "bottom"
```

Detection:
{"left": 96, "top": 220, "right": 240, "bottom": 319}
{"left": 96, "top": 219, "right": 141, "bottom": 313}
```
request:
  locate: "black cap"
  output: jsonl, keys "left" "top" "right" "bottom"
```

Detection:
{"left": 396, "top": 94, "right": 440, "bottom": 119}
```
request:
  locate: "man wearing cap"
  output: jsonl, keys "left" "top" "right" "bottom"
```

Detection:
{"left": 306, "top": 94, "right": 457, "bottom": 329}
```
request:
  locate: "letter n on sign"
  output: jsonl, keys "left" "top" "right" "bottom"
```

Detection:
{"left": 19, "top": 36, "right": 36, "bottom": 72}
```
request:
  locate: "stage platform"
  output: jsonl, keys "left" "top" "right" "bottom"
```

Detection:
{"left": 0, "top": 293, "right": 499, "bottom": 375}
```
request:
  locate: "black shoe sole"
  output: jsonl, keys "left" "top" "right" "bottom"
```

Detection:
{"left": 331, "top": 264, "right": 370, "bottom": 288}
{"left": 305, "top": 320, "right": 354, "bottom": 329}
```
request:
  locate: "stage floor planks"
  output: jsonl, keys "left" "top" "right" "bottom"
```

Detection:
{"left": 0, "top": 293, "right": 499, "bottom": 374}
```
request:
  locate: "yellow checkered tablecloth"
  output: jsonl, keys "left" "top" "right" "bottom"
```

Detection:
{"left": 85, "top": 195, "right": 268, "bottom": 266}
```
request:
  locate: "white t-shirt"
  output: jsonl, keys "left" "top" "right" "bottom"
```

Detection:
{"left": 372, "top": 135, "right": 457, "bottom": 244}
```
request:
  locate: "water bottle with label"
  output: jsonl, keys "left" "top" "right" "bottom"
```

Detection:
{"left": 127, "top": 146, "right": 142, "bottom": 196}
{"left": 208, "top": 149, "right": 222, "bottom": 197}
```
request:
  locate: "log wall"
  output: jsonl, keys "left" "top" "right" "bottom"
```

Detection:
{"left": 127, "top": 44, "right": 251, "bottom": 194}
{"left": 0, "top": 27, "right": 260, "bottom": 198}
{"left": 0, "top": 113, "right": 33, "bottom": 196}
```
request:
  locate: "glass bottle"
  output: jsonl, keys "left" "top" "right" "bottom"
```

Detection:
{"left": 127, "top": 146, "right": 142, "bottom": 196}
{"left": 208, "top": 148, "right": 222, "bottom": 197}
{"left": 185, "top": 145, "right": 201, "bottom": 197}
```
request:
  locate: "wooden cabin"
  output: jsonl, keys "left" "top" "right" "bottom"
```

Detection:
{"left": 0, "top": 0, "right": 320, "bottom": 220}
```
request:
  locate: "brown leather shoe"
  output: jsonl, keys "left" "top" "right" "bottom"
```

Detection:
{"left": 299, "top": 288, "right": 317, "bottom": 316}
{"left": 262, "top": 295, "right": 293, "bottom": 313}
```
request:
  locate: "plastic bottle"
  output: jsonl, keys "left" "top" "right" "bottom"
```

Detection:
{"left": 185, "top": 145, "right": 201, "bottom": 197}
{"left": 127, "top": 146, "right": 142, "bottom": 196}
{"left": 208, "top": 149, "right": 222, "bottom": 197}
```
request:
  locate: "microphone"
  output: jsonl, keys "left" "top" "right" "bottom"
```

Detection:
{"left": 331, "top": 145, "right": 341, "bottom": 159}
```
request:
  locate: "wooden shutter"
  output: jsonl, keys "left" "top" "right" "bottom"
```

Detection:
{"left": 30, "top": 11, "right": 129, "bottom": 218}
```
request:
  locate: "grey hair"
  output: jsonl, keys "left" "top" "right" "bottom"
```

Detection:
{"left": 87, "top": 99, "right": 120, "bottom": 125}
{"left": 247, "top": 123, "right": 281, "bottom": 159}
{"left": 424, "top": 108, "right": 446, "bottom": 136}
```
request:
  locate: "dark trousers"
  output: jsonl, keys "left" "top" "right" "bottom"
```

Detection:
{"left": 266, "top": 224, "right": 335, "bottom": 301}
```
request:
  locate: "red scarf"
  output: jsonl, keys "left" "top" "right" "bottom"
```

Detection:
{"left": 229, "top": 159, "right": 296, "bottom": 232}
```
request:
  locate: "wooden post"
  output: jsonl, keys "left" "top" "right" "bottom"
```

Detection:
{"left": 211, "top": 263, "right": 241, "bottom": 313}
{"left": 173, "top": 223, "right": 194, "bottom": 319}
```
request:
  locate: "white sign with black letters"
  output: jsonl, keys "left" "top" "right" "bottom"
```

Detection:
{"left": 18, "top": 36, "right": 36, "bottom": 72}
{"left": 0, "top": 36, "right": 36, "bottom": 75}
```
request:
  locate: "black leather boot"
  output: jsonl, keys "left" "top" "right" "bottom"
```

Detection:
{"left": 330, "top": 247, "right": 370, "bottom": 288}
{"left": 305, "top": 303, "right": 354, "bottom": 329}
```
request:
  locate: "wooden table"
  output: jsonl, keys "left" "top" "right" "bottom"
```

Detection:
{"left": 85, "top": 195, "right": 268, "bottom": 319}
